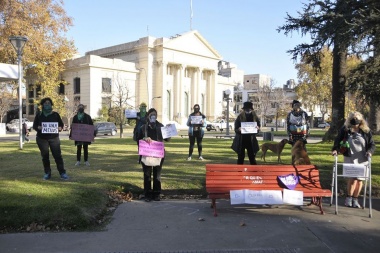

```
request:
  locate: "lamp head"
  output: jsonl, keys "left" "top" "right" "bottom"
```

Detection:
{"left": 9, "top": 36, "right": 28, "bottom": 54}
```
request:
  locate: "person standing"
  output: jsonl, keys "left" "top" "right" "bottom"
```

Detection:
{"left": 186, "top": 104, "right": 207, "bottom": 160}
{"left": 331, "top": 111, "right": 375, "bottom": 208}
{"left": 137, "top": 108, "right": 171, "bottom": 201}
{"left": 234, "top": 102, "right": 261, "bottom": 165}
{"left": 70, "top": 104, "right": 94, "bottom": 166}
{"left": 133, "top": 102, "right": 148, "bottom": 163}
{"left": 33, "top": 97, "right": 69, "bottom": 180}
{"left": 287, "top": 100, "right": 309, "bottom": 146}
{"left": 22, "top": 122, "right": 30, "bottom": 143}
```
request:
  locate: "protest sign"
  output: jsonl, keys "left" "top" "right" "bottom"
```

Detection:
{"left": 241, "top": 122, "right": 258, "bottom": 134}
{"left": 161, "top": 124, "right": 178, "bottom": 139}
{"left": 70, "top": 123, "right": 95, "bottom": 142}
{"left": 230, "top": 190, "right": 245, "bottom": 205}
{"left": 342, "top": 163, "right": 368, "bottom": 178}
{"left": 245, "top": 190, "right": 283, "bottom": 205}
{"left": 125, "top": 109, "right": 137, "bottom": 119}
{"left": 42, "top": 122, "right": 58, "bottom": 134}
{"left": 138, "top": 140, "right": 164, "bottom": 158}
{"left": 282, "top": 189, "right": 304, "bottom": 205}
{"left": 190, "top": 116, "right": 203, "bottom": 124}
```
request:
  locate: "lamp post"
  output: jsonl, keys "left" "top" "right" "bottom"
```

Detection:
{"left": 151, "top": 96, "right": 161, "bottom": 108}
{"left": 9, "top": 36, "right": 28, "bottom": 150}
{"left": 223, "top": 89, "right": 231, "bottom": 136}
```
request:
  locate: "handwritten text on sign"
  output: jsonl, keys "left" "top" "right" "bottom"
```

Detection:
{"left": 42, "top": 122, "right": 58, "bottom": 134}
{"left": 241, "top": 122, "right": 258, "bottom": 134}
{"left": 138, "top": 140, "right": 164, "bottom": 158}
{"left": 70, "top": 123, "right": 95, "bottom": 142}
{"left": 161, "top": 124, "right": 178, "bottom": 139}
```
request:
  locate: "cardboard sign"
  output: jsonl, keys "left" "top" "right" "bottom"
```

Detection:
{"left": 42, "top": 122, "right": 58, "bottom": 134}
{"left": 245, "top": 190, "right": 283, "bottom": 205}
{"left": 190, "top": 116, "right": 203, "bottom": 124}
{"left": 241, "top": 122, "right": 258, "bottom": 134}
{"left": 138, "top": 139, "right": 164, "bottom": 158}
{"left": 70, "top": 123, "right": 95, "bottom": 142}
{"left": 161, "top": 124, "right": 178, "bottom": 139}
{"left": 342, "top": 163, "right": 367, "bottom": 178}
{"left": 283, "top": 189, "right": 304, "bottom": 206}
{"left": 125, "top": 109, "right": 137, "bottom": 119}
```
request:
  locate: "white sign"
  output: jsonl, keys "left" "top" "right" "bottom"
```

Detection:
{"left": 230, "top": 190, "right": 246, "bottom": 205}
{"left": 283, "top": 189, "right": 304, "bottom": 206}
{"left": 343, "top": 163, "right": 367, "bottom": 178}
{"left": 161, "top": 124, "right": 178, "bottom": 139}
{"left": 246, "top": 190, "right": 283, "bottom": 205}
{"left": 241, "top": 122, "right": 258, "bottom": 134}
{"left": 190, "top": 116, "right": 203, "bottom": 124}
{"left": 125, "top": 109, "right": 137, "bottom": 119}
{"left": 42, "top": 122, "right": 58, "bottom": 134}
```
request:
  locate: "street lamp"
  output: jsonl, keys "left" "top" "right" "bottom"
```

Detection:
{"left": 9, "top": 36, "right": 28, "bottom": 150}
{"left": 223, "top": 89, "right": 232, "bottom": 136}
{"left": 151, "top": 96, "right": 161, "bottom": 108}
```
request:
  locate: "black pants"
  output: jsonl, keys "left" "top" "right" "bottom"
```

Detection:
{"left": 36, "top": 136, "right": 65, "bottom": 175}
{"left": 237, "top": 137, "right": 257, "bottom": 165}
{"left": 142, "top": 162, "right": 163, "bottom": 199}
{"left": 77, "top": 144, "right": 89, "bottom": 161}
{"left": 188, "top": 133, "right": 203, "bottom": 157}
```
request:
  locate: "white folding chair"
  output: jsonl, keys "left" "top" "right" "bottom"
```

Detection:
{"left": 332, "top": 156, "right": 372, "bottom": 218}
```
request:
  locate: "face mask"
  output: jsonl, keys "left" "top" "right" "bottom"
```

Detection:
{"left": 149, "top": 115, "right": 156, "bottom": 123}
{"left": 194, "top": 108, "right": 200, "bottom": 113}
{"left": 43, "top": 104, "right": 52, "bottom": 111}
{"left": 245, "top": 110, "right": 252, "bottom": 114}
{"left": 140, "top": 107, "right": 146, "bottom": 113}
{"left": 78, "top": 108, "right": 84, "bottom": 113}
{"left": 350, "top": 118, "right": 361, "bottom": 125}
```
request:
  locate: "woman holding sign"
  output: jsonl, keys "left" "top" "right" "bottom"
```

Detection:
{"left": 186, "top": 104, "right": 207, "bottom": 160}
{"left": 331, "top": 111, "right": 375, "bottom": 208}
{"left": 70, "top": 104, "right": 94, "bottom": 166}
{"left": 286, "top": 100, "right": 309, "bottom": 146}
{"left": 233, "top": 102, "right": 261, "bottom": 165}
{"left": 33, "top": 97, "right": 69, "bottom": 180}
{"left": 137, "top": 108, "right": 171, "bottom": 202}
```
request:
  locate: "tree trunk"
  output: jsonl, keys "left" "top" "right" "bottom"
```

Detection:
{"left": 368, "top": 99, "right": 380, "bottom": 133}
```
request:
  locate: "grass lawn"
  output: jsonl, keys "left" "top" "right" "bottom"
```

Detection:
{"left": 0, "top": 132, "right": 379, "bottom": 233}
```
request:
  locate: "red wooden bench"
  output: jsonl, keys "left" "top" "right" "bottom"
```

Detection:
{"left": 206, "top": 164, "right": 332, "bottom": 216}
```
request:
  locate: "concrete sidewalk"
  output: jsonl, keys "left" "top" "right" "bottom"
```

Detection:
{"left": 1, "top": 197, "right": 379, "bottom": 253}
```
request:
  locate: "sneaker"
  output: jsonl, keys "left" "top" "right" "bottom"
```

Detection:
{"left": 352, "top": 198, "right": 361, "bottom": 208}
{"left": 43, "top": 173, "right": 51, "bottom": 180}
{"left": 85, "top": 161, "right": 90, "bottom": 166}
{"left": 75, "top": 161, "right": 80, "bottom": 166}
{"left": 198, "top": 156, "right": 204, "bottom": 160}
{"left": 60, "top": 173, "right": 69, "bottom": 180}
{"left": 187, "top": 156, "right": 192, "bottom": 161}
{"left": 345, "top": 196, "right": 352, "bottom": 207}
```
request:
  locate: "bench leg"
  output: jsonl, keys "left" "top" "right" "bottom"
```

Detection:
{"left": 210, "top": 198, "right": 218, "bottom": 217}
{"left": 307, "top": 197, "right": 325, "bottom": 215}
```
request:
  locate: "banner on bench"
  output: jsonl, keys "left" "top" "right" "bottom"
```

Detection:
{"left": 282, "top": 189, "right": 303, "bottom": 206}
{"left": 230, "top": 190, "right": 283, "bottom": 205}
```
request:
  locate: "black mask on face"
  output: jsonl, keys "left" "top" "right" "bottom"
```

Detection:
{"left": 194, "top": 108, "right": 200, "bottom": 113}
{"left": 350, "top": 118, "right": 361, "bottom": 125}
{"left": 78, "top": 108, "right": 84, "bottom": 113}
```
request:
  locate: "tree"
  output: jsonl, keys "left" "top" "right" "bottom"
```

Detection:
{"left": 0, "top": 84, "right": 13, "bottom": 122}
{"left": 0, "top": 0, "right": 76, "bottom": 111}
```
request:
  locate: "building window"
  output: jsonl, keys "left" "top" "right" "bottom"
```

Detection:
{"left": 58, "top": 83, "right": 65, "bottom": 95}
{"left": 74, "top": 77, "right": 80, "bottom": 94}
{"left": 28, "top": 99, "right": 34, "bottom": 115}
{"left": 28, "top": 85, "right": 34, "bottom": 98}
{"left": 102, "top": 78, "right": 112, "bottom": 93}
{"left": 36, "top": 85, "right": 41, "bottom": 97}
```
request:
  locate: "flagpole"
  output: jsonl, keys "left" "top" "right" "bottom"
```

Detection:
{"left": 190, "top": 0, "right": 193, "bottom": 30}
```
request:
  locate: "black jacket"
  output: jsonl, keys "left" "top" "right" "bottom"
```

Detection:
{"left": 332, "top": 126, "right": 376, "bottom": 156}
{"left": 70, "top": 113, "right": 94, "bottom": 145}
{"left": 33, "top": 111, "right": 64, "bottom": 139}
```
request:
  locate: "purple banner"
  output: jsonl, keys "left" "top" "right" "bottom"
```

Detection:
{"left": 70, "top": 123, "right": 95, "bottom": 142}
{"left": 138, "top": 140, "right": 164, "bottom": 158}
{"left": 277, "top": 173, "right": 299, "bottom": 190}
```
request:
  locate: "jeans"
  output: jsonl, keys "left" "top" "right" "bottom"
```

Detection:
{"left": 77, "top": 144, "right": 89, "bottom": 161}
{"left": 36, "top": 136, "right": 65, "bottom": 175}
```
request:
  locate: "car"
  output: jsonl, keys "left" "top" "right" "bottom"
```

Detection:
{"left": 6, "top": 118, "right": 33, "bottom": 132}
{"left": 94, "top": 122, "right": 117, "bottom": 136}
{"left": 317, "top": 122, "right": 330, "bottom": 129}
{"left": 206, "top": 119, "right": 234, "bottom": 132}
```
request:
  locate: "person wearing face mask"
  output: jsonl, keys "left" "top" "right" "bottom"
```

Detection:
{"left": 137, "top": 108, "right": 171, "bottom": 201}
{"left": 33, "top": 97, "right": 69, "bottom": 180}
{"left": 287, "top": 100, "right": 310, "bottom": 146}
{"left": 332, "top": 111, "right": 375, "bottom": 208}
{"left": 70, "top": 104, "right": 94, "bottom": 166}
{"left": 133, "top": 102, "right": 148, "bottom": 163}
{"left": 186, "top": 104, "right": 207, "bottom": 161}
{"left": 233, "top": 102, "right": 261, "bottom": 165}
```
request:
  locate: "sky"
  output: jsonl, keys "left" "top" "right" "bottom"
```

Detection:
{"left": 64, "top": 0, "right": 308, "bottom": 87}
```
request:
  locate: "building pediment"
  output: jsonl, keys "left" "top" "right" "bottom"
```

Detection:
{"left": 161, "top": 30, "right": 222, "bottom": 60}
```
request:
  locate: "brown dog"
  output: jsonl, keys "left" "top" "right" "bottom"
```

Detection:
{"left": 261, "top": 139, "right": 288, "bottom": 163}
{"left": 291, "top": 140, "right": 311, "bottom": 165}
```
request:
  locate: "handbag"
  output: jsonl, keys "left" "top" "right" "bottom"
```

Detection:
{"left": 141, "top": 156, "right": 162, "bottom": 166}
{"left": 339, "top": 139, "right": 350, "bottom": 154}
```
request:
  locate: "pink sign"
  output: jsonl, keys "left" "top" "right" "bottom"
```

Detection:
{"left": 138, "top": 140, "right": 164, "bottom": 158}
{"left": 70, "top": 123, "right": 95, "bottom": 142}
